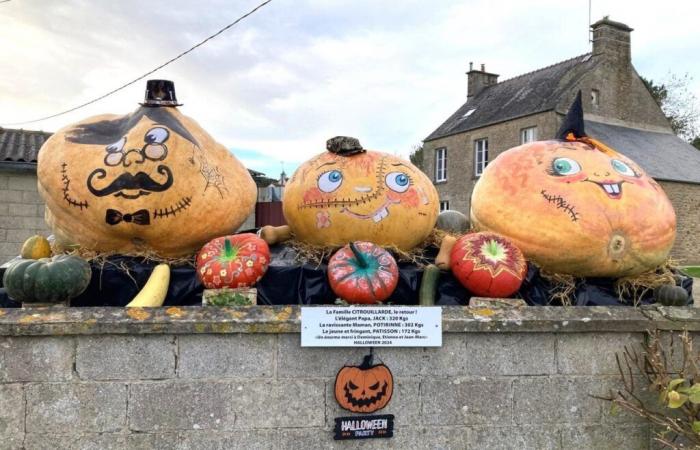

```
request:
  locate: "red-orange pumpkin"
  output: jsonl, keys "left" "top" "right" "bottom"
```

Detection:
{"left": 196, "top": 234, "right": 270, "bottom": 289}
{"left": 470, "top": 138, "right": 676, "bottom": 277}
{"left": 327, "top": 242, "right": 398, "bottom": 304}
{"left": 334, "top": 353, "right": 393, "bottom": 413}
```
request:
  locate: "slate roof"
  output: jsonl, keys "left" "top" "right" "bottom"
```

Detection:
{"left": 425, "top": 53, "right": 600, "bottom": 142}
{"left": 0, "top": 128, "right": 52, "bottom": 163}
{"left": 585, "top": 120, "right": 700, "bottom": 184}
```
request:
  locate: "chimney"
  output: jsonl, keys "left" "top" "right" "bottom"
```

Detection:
{"left": 590, "top": 16, "right": 633, "bottom": 63}
{"left": 467, "top": 62, "right": 499, "bottom": 99}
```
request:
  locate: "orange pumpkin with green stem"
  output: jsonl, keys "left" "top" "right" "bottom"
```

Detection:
{"left": 470, "top": 93, "right": 676, "bottom": 277}
{"left": 282, "top": 137, "right": 439, "bottom": 250}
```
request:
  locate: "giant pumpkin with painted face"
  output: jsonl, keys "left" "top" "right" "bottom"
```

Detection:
{"left": 470, "top": 138, "right": 676, "bottom": 277}
{"left": 37, "top": 92, "right": 256, "bottom": 257}
{"left": 282, "top": 137, "right": 439, "bottom": 250}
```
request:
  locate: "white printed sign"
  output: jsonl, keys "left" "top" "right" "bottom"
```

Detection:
{"left": 301, "top": 306, "right": 442, "bottom": 347}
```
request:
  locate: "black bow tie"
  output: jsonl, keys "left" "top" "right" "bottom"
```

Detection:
{"left": 106, "top": 209, "right": 150, "bottom": 226}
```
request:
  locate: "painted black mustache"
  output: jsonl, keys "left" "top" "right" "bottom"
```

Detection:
{"left": 87, "top": 165, "right": 174, "bottom": 197}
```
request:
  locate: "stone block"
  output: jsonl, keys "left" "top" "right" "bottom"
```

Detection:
{"left": 0, "top": 175, "right": 9, "bottom": 190}
{"left": 77, "top": 335, "right": 176, "bottom": 380}
{"left": 0, "top": 189, "right": 24, "bottom": 203}
{"left": 22, "top": 190, "right": 44, "bottom": 204}
{"left": 421, "top": 378, "right": 512, "bottom": 425}
{"left": 23, "top": 433, "right": 179, "bottom": 450}
{"left": 0, "top": 336, "right": 73, "bottom": 382}
{"left": 175, "top": 430, "right": 280, "bottom": 450}
{"left": 8, "top": 175, "right": 38, "bottom": 191}
{"left": 513, "top": 377, "right": 603, "bottom": 425}
{"left": 277, "top": 334, "right": 423, "bottom": 378}
{"left": 178, "top": 334, "right": 274, "bottom": 379}
{"left": 561, "top": 425, "right": 650, "bottom": 449}
{"left": 6, "top": 203, "right": 37, "bottom": 218}
{"left": 0, "top": 384, "right": 24, "bottom": 450}
{"left": 128, "top": 381, "right": 236, "bottom": 432}
{"left": 25, "top": 382, "right": 126, "bottom": 433}
{"left": 466, "top": 426, "right": 561, "bottom": 450}
{"left": 463, "top": 333, "right": 556, "bottom": 375}
{"left": 5, "top": 227, "right": 35, "bottom": 243}
{"left": 421, "top": 334, "right": 467, "bottom": 377}
{"left": 326, "top": 378, "right": 420, "bottom": 427}
{"left": 557, "top": 332, "right": 644, "bottom": 375}
{"left": 233, "top": 380, "right": 325, "bottom": 429}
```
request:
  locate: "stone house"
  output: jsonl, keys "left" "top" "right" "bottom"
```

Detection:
{"left": 0, "top": 128, "right": 51, "bottom": 264}
{"left": 422, "top": 17, "right": 700, "bottom": 264}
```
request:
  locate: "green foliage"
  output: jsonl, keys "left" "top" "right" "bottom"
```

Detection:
{"left": 206, "top": 291, "right": 253, "bottom": 306}
{"left": 642, "top": 74, "right": 700, "bottom": 144}
{"left": 409, "top": 144, "right": 424, "bottom": 170}
{"left": 681, "top": 266, "right": 700, "bottom": 278}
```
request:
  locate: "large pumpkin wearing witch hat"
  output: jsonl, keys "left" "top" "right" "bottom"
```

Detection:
{"left": 282, "top": 136, "right": 439, "bottom": 250}
{"left": 38, "top": 80, "right": 256, "bottom": 257}
{"left": 470, "top": 92, "right": 676, "bottom": 277}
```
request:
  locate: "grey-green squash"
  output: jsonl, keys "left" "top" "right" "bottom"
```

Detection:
{"left": 3, "top": 255, "right": 92, "bottom": 303}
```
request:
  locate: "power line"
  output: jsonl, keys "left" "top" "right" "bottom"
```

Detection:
{"left": 1, "top": 0, "right": 272, "bottom": 127}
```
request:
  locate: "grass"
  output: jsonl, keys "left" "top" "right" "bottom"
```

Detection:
{"left": 681, "top": 266, "right": 700, "bottom": 278}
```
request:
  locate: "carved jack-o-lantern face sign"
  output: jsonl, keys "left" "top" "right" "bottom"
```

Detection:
{"left": 470, "top": 139, "right": 676, "bottom": 277}
{"left": 38, "top": 107, "right": 256, "bottom": 257}
{"left": 283, "top": 150, "right": 439, "bottom": 250}
{"left": 334, "top": 355, "right": 393, "bottom": 413}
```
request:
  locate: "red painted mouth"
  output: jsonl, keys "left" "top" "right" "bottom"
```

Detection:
{"left": 585, "top": 179, "right": 624, "bottom": 199}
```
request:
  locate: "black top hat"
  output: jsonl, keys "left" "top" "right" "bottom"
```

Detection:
{"left": 141, "top": 80, "right": 182, "bottom": 107}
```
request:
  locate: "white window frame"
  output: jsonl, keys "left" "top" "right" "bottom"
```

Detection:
{"left": 439, "top": 200, "right": 450, "bottom": 212}
{"left": 474, "top": 138, "right": 488, "bottom": 177}
{"left": 520, "top": 126, "right": 537, "bottom": 144}
{"left": 435, "top": 147, "right": 447, "bottom": 182}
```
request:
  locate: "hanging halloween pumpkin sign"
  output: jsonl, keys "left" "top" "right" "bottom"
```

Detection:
{"left": 282, "top": 137, "right": 439, "bottom": 250}
{"left": 335, "top": 352, "right": 393, "bottom": 413}
{"left": 470, "top": 92, "right": 676, "bottom": 277}
{"left": 37, "top": 80, "right": 257, "bottom": 257}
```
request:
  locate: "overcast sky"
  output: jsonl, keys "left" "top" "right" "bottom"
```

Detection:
{"left": 2, "top": 0, "right": 699, "bottom": 177}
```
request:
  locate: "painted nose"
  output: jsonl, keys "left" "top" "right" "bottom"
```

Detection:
{"left": 354, "top": 186, "right": 372, "bottom": 193}
{"left": 123, "top": 149, "right": 145, "bottom": 167}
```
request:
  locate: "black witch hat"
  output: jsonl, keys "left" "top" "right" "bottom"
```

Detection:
{"left": 556, "top": 90, "right": 586, "bottom": 140}
{"left": 141, "top": 80, "right": 182, "bottom": 107}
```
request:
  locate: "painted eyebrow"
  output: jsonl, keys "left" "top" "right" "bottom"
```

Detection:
{"left": 316, "top": 161, "right": 338, "bottom": 169}
{"left": 390, "top": 162, "right": 409, "bottom": 168}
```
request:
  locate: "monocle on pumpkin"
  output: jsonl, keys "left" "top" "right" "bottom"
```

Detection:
{"left": 37, "top": 80, "right": 257, "bottom": 257}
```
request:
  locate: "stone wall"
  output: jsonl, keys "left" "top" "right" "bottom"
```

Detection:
{"left": 0, "top": 169, "right": 50, "bottom": 264}
{"left": 659, "top": 180, "right": 700, "bottom": 265}
{"left": 0, "top": 305, "right": 696, "bottom": 449}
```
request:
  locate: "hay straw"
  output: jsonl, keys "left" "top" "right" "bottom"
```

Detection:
{"left": 539, "top": 270, "right": 577, "bottom": 306}
{"left": 614, "top": 258, "right": 679, "bottom": 306}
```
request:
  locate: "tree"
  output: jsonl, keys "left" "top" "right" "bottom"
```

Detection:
{"left": 642, "top": 74, "right": 700, "bottom": 148}
{"left": 409, "top": 144, "right": 424, "bottom": 170}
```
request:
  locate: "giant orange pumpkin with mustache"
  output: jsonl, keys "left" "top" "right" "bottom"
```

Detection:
{"left": 37, "top": 80, "right": 256, "bottom": 257}
{"left": 470, "top": 93, "right": 676, "bottom": 277}
{"left": 282, "top": 137, "right": 439, "bottom": 250}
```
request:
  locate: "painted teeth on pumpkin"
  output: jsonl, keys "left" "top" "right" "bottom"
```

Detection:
{"left": 611, "top": 184, "right": 620, "bottom": 194}
{"left": 373, "top": 207, "right": 389, "bottom": 223}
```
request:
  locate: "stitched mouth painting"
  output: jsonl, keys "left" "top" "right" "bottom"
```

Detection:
{"left": 37, "top": 80, "right": 256, "bottom": 257}
{"left": 470, "top": 92, "right": 676, "bottom": 277}
{"left": 282, "top": 137, "right": 439, "bottom": 250}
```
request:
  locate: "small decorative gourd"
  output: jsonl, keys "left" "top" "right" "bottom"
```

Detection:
{"left": 653, "top": 284, "right": 688, "bottom": 306}
{"left": 20, "top": 235, "right": 52, "bottom": 259}
{"left": 327, "top": 241, "right": 398, "bottom": 304}
{"left": 2, "top": 255, "right": 92, "bottom": 303}
{"left": 196, "top": 234, "right": 270, "bottom": 289}
{"left": 282, "top": 136, "right": 439, "bottom": 250}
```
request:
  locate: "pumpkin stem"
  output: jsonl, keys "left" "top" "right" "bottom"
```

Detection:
{"left": 223, "top": 238, "right": 235, "bottom": 259}
{"left": 360, "top": 350, "right": 374, "bottom": 369}
{"left": 349, "top": 242, "right": 368, "bottom": 269}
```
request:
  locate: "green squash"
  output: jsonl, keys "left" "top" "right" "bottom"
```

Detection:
{"left": 3, "top": 255, "right": 92, "bottom": 303}
{"left": 436, "top": 210, "right": 469, "bottom": 235}
{"left": 653, "top": 284, "right": 689, "bottom": 307}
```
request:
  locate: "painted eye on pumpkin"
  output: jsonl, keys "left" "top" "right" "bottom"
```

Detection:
{"left": 385, "top": 172, "right": 410, "bottom": 192}
{"left": 347, "top": 381, "right": 359, "bottom": 390}
{"left": 369, "top": 382, "right": 380, "bottom": 390}
{"left": 550, "top": 157, "right": 581, "bottom": 176}
{"left": 318, "top": 170, "right": 343, "bottom": 193}
{"left": 106, "top": 137, "right": 126, "bottom": 153}
{"left": 145, "top": 127, "right": 169, "bottom": 144}
{"left": 611, "top": 159, "right": 638, "bottom": 177}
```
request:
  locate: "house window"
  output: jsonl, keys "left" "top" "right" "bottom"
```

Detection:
{"left": 435, "top": 147, "right": 447, "bottom": 182}
{"left": 474, "top": 139, "right": 488, "bottom": 176}
{"left": 520, "top": 127, "right": 537, "bottom": 144}
{"left": 591, "top": 89, "right": 600, "bottom": 106}
{"left": 439, "top": 200, "right": 450, "bottom": 211}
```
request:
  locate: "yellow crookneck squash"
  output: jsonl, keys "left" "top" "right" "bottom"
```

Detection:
{"left": 282, "top": 137, "right": 439, "bottom": 250}
{"left": 470, "top": 93, "right": 676, "bottom": 278}
{"left": 37, "top": 81, "right": 256, "bottom": 257}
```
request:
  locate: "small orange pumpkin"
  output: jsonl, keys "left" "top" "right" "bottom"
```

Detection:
{"left": 334, "top": 353, "right": 393, "bottom": 413}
